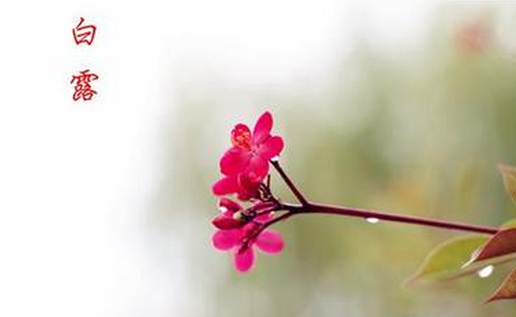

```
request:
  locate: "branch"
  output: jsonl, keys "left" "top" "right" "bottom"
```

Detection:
{"left": 278, "top": 202, "right": 498, "bottom": 235}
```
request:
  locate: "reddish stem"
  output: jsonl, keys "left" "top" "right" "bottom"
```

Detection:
{"left": 281, "top": 203, "right": 498, "bottom": 235}
{"left": 271, "top": 160, "right": 308, "bottom": 205}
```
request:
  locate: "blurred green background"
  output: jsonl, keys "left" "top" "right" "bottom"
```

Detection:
{"left": 154, "top": 3, "right": 516, "bottom": 316}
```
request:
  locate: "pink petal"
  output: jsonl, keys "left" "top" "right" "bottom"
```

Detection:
{"left": 212, "top": 176, "right": 239, "bottom": 196}
{"left": 220, "top": 147, "right": 250, "bottom": 176}
{"left": 236, "top": 191, "right": 252, "bottom": 201}
{"left": 234, "top": 248, "right": 255, "bottom": 272}
{"left": 235, "top": 172, "right": 264, "bottom": 201}
{"left": 257, "top": 136, "right": 284, "bottom": 159}
{"left": 247, "top": 156, "right": 269, "bottom": 179}
{"left": 218, "top": 198, "right": 242, "bottom": 212}
{"left": 253, "top": 111, "right": 273, "bottom": 144}
{"left": 255, "top": 230, "right": 284, "bottom": 254}
{"left": 212, "top": 230, "right": 240, "bottom": 251}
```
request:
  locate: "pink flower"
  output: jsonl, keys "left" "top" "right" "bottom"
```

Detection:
{"left": 212, "top": 172, "right": 262, "bottom": 201}
{"left": 211, "top": 200, "right": 284, "bottom": 272}
{"left": 456, "top": 20, "right": 489, "bottom": 54}
{"left": 212, "top": 111, "right": 284, "bottom": 199}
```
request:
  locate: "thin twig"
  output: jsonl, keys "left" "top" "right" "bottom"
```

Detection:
{"left": 271, "top": 160, "right": 308, "bottom": 206}
{"left": 282, "top": 202, "right": 498, "bottom": 235}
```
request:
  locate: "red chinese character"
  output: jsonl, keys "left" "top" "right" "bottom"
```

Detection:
{"left": 71, "top": 69, "right": 99, "bottom": 101}
{"left": 72, "top": 17, "right": 97, "bottom": 45}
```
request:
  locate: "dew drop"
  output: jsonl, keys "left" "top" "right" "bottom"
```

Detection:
{"left": 270, "top": 156, "right": 280, "bottom": 162}
{"left": 477, "top": 265, "right": 494, "bottom": 278}
{"left": 218, "top": 206, "right": 228, "bottom": 213}
{"left": 366, "top": 217, "right": 380, "bottom": 224}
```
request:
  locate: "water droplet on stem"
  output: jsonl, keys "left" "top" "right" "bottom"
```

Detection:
{"left": 270, "top": 156, "right": 280, "bottom": 162}
{"left": 477, "top": 265, "right": 494, "bottom": 278}
{"left": 366, "top": 217, "right": 380, "bottom": 224}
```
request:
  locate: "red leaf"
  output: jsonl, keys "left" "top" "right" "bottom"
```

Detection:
{"left": 487, "top": 267, "right": 516, "bottom": 302}
{"left": 472, "top": 228, "right": 516, "bottom": 263}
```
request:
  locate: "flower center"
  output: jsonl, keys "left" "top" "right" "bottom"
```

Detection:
{"left": 231, "top": 124, "right": 251, "bottom": 149}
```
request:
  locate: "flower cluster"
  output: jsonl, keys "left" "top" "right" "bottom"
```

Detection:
{"left": 211, "top": 112, "right": 285, "bottom": 272}
{"left": 212, "top": 198, "right": 284, "bottom": 272}
{"left": 208, "top": 111, "right": 516, "bottom": 303}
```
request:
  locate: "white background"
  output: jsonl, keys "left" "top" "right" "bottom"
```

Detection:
{"left": 0, "top": 1, "right": 448, "bottom": 316}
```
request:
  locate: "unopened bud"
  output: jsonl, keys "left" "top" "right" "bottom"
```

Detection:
{"left": 212, "top": 213, "right": 245, "bottom": 230}
{"left": 218, "top": 198, "right": 242, "bottom": 212}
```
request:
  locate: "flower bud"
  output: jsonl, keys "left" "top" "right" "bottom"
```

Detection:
{"left": 218, "top": 198, "right": 242, "bottom": 213}
{"left": 212, "top": 213, "right": 245, "bottom": 230}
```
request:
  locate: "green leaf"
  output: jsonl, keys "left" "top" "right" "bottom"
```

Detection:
{"left": 487, "top": 267, "right": 516, "bottom": 302}
{"left": 410, "top": 229, "right": 516, "bottom": 283}
{"left": 498, "top": 164, "right": 516, "bottom": 206}
{"left": 406, "top": 235, "right": 489, "bottom": 285}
